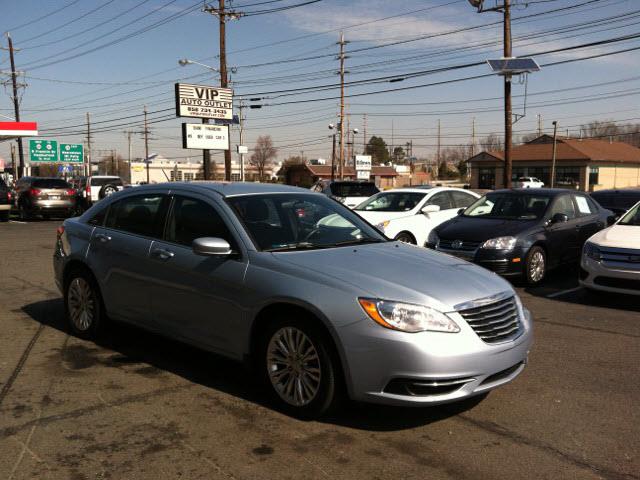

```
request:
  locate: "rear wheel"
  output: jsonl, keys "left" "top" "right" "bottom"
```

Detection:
{"left": 64, "top": 268, "right": 105, "bottom": 339}
{"left": 524, "top": 246, "right": 546, "bottom": 285}
{"left": 394, "top": 232, "right": 416, "bottom": 244}
{"left": 99, "top": 184, "right": 118, "bottom": 200}
{"left": 258, "top": 318, "right": 339, "bottom": 418}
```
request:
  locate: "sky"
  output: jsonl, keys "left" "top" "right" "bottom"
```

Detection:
{"left": 1, "top": 0, "right": 639, "bottom": 168}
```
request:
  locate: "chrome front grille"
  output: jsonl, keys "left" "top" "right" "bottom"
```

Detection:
{"left": 600, "top": 248, "right": 640, "bottom": 270}
{"left": 438, "top": 239, "right": 481, "bottom": 251}
{"left": 458, "top": 296, "right": 521, "bottom": 344}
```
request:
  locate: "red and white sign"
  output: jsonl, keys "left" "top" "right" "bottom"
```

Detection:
{"left": 0, "top": 121, "right": 38, "bottom": 140}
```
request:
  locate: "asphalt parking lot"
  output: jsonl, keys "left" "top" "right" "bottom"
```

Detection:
{"left": 1, "top": 220, "right": 638, "bottom": 480}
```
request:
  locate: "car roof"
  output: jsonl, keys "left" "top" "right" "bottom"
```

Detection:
{"left": 591, "top": 188, "right": 640, "bottom": 194}
{"left": 491, "top": 188, "right": 579, "bottom": 196}
{"left": 389, "top": 186, "right": 473, "bottom": 194}
{"left": 134, "top": 181, "right": 312, "bottom": 197}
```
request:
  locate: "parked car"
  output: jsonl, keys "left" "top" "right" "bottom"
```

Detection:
{"left": 590, "top": 188, "right": 640, "bottom": 218}
{"left": 54, "top": 182, "right": 532, "bottom": 417}
{"left": 580, "top": 201, "right": 640, "bottom": 296}
{"left": 513, "top": 177, "right": 544, "bottom": 188}
{"left": 311, "top": 180, "right": 379, "bottom": 208}
{"left": 0, "top": 177, "right": 11, "bottom": 222}
{"left": 354, "top": 187, "right": 480, "bottom": 245}
{"left": 73, "top": 175, "right": 125, "bottom": 212}
{"left": 14, "top": 177, "right": 76, "bottom": 220}
{"left": 429, "top": 189, "right": 614, "bottom": 285}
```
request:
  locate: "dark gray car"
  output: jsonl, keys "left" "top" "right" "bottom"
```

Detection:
{"left": 53, "top": 182, "right": 532, "bottom": 417}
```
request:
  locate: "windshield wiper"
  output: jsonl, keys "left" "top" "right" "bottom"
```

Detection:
{"left": 329, "top": 238, "right": 386, "bottom": 247}
{"left": 265, "top": 242, "right": 330, "bottom": 252}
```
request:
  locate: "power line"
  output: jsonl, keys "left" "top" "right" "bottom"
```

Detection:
{"left": 4, "top": 0, "right": 82, "bottom": 33}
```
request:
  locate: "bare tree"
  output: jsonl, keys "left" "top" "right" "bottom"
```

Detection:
{"left": 479, "top": 133, "right": 502, "bottom": 152}
{"left": 250, "top": 135, "right": 277, "bottom": 182}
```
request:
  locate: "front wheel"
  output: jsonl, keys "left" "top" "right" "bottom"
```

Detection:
{"left": 394, "top": 232, "right": 416, "bottom": 244}
{"left": 259, "top": 319, "right": 339, "bottom": 418}
{"left": 524, "top": 246, "right": 546, "bottom": 285}
{"left": 64, "top": 269, "right": 105, "bottom": 339}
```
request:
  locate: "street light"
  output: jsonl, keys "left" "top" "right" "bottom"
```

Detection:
{"left": 178, "top": 58, "right": 219, "bottom": 73}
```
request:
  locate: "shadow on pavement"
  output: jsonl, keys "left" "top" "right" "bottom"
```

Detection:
{"left": 22, "top": 298, "right": 483, "bottom": 431}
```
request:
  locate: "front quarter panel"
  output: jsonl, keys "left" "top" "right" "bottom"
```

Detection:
{"left": 53, "top": 218, "right": 94, "bottom": 292}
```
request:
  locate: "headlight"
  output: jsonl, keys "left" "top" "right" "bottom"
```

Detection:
{"left": 376, "top": 220, "right": 390, "bottom": 230}
{"left": 584, "top": 242, "right": 601, "bottom": 261}
{"left": 427, "top": 230, "right": 439, "bottom": 246}
{"left": 358, "top": 298, "right": 460, "bottom": 333}
{"left": 481, "top": 236, "right": 517, "bottom": 250}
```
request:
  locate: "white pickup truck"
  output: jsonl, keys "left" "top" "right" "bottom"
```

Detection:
{"left": 514, "top": 177, "right": 544, "bottom": 188}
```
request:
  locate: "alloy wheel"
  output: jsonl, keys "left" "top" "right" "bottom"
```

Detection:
{"left": 67, "top": 277, "right": 95, "bottom": 331}
{"left": 529, "top": 251, "right": 545, "bottom": 283}
{"left": 266, "top": 327, "right": 321, "bottom": 407}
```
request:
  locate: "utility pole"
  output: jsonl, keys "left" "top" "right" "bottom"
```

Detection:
{"left": 238, "top": 99, "right": 245, "bottom": 181}
{"left": 144, "top": 105, "right": 150, "bottom": 184}
{"left": 537, "top": 114, "right": 542, "bottom": 136}
{"left": 331, "top": 132, "right": 337, "bottom": 181}
{"left": 503, "top": 0, "right": 513, "bottom": 189}
{"left": 362, "top": 114, "right": 367, "bottom": 154}
{"left": 436, "top": 119, "right": 441, "bottom": 180}
{"left": 337, "top": 32, "right": 347, "bottom": 179}
{"left": 6, "top": 34, "right": 25, "bottom": 178}
{"left": 11, "top": 143, "right": 17, "bottom": 182}
{"left": 471, "top": 117, "right": 476, "bottom": 157}
{"left": 551, "top": 120, "right": 558, "bottom": 188}
{"left": 203, "top": 0, "right": 242, "bottom": 181}
{"left": 125, "top": 131, "right": 133, "bottom": 183}
{"left": 346, "top": 116, "right": 351, "bottom": 164}
{"left": 85, "top": 112, "right": 92, "bottom": 177}
{"left": 391, "top": 119, "right": 394, "bottom": 162}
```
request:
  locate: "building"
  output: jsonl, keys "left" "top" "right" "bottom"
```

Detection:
{"left": 468, "top": 135, "right": 640, "bottom": 191}
{"left": 279, "top": 163, "right": 399, "bottom": 189}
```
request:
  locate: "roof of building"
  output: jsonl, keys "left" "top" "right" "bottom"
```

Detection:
{"left": 472, "top": 136, "right": 640, "bottom": 164}
{"left": 284, "top": 163, "right": 398, "bottom": 177}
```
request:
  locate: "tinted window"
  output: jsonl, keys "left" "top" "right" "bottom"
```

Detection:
{"left": 329, "top": 182, "right": 379, "bottom": 197}
{"left": 105, "top": 194, "right": 168, "bottom": 237}
{"left": 88, "top": 205, "right": 109, "bottom": 226}
{"left": 450, "top": 191, "right": 477, "bottom": 208}
{"left": 465, "top": 193, "right": 551, "bottom": 219}
{"left": 356, "top": 192, "right": 426, "bottom": 212}
{"left": 617, "top": 193, "right": 640, "bottom": 209}
{"left": 166, "top": 196, "right": 235, "bottom": 247}
{"left": 91, "top": 177, "right": 123, "bottom": 187}
{"left": 32, "top": 179, "right": 70, "bottom": 189}
{"left": 549, "top": 195, "right": 576, "bottom": 220}
{"left": 573, "top": 195, "right": 596, "bottom": 216}
{"left": 426, "top": 192, "right": 453, "bottom": 210}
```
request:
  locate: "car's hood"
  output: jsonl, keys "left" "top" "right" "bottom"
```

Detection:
{"left": 274, "top": 242, "right": 514, "bottom": 312}
{"left": 436, "top": 216, "right": 539, "bottom": 241}
{"left": 355, "top": 210, "right": 414, "bottom": 223}
{"left": 589, "top": 225, "right": 640, "bottom": 250}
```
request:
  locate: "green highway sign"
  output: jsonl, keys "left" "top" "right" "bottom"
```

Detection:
{"left": 60, "top": 143, "right": 84, "bottom": 163}
{"left": 29, "top": 139, "right": 58, "bottom": 162}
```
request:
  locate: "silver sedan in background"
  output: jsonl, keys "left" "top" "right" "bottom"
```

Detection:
{"left": 54, "top": 182, "right": 532, "bottom": 417}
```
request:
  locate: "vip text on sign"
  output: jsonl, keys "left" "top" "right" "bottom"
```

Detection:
{"left": 59, "top": 144, "right": 84, "bottom": 163}
{"left": 175, "top": 83, "right": 233, "bottom": 120}
{"left": 182, "top": 123, "right": 230, "bottom": 150}
{"left": 29, "top": 139, "right": 58, "bottom": 162}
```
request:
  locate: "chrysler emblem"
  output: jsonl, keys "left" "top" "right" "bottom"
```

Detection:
{"left": 452, "top": 240, "right": 464, "bottom": 249}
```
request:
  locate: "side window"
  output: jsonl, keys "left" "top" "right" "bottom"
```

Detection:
{"left": 88, "top": 205, "right": 109, "bottom": 226}
{"left": 166, "top": 196, "right": 236, "bottom": 248}
{"left": 450, "top": 191, "right": 476, "bottom": 208}
{"left": 426, "top": 192, "right": 453, "bottom": 210}
{"left": 549, "top": 194, "right": 576, "bottom": 220}
{"left": 573, "top": 195, "right": 594, "bottom": 216}
{"left": 105, "top": 194, "right": 169, "bottom": 238}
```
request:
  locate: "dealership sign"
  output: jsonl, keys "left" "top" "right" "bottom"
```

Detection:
{"left": 182, "top": 123, "right": 229, "bottom": 150}
{"left": 175, "top": 83, "right": 233, "bottom": 120}
{"left": 355, "top": 155, "right": 372, "bottom": 171}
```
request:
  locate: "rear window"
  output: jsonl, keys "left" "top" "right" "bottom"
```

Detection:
{"left": 329, "top": 182, "right": 379, "bottom": 198}
{"left": 91, "top": 177, "right": 123, "bottom": 187}
{"left": 32, "top": 179, "right": 71, "bottom": 189}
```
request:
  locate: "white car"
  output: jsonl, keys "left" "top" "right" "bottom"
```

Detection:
{"left": 580, "top": 201, "right": 640, "bottom": 295}
{"left": 311, "top": 180, "right": 380, "bottom": 209}
{"left": 514, "top": 177, "right": 544, "bottom": 188}
{"left": 354, "top": 187, "right": 480, "bottom": 246}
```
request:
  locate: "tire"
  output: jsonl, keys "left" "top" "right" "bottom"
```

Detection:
{"left": 18, "top": 202, "right": 32, "bottom": 221}
{"left": 394, "top": 232, "right": 416, "bottom": 244}
{"left": 42, "top": 214, "right": 50, "bottom": 221}
{"left": 0, "top": 210, "right": 8, "bottom": 222}
{"left": 64, "top": 267, "right": 106, "bottom": 340}
{"left": 98, "top": 184, "right": 118, "bottom": 200}
{"left": 524, "top": 246, "right": 546, "bottom": 285}
{"left": 258, "top": 317, "right": 339, "bottom": 419}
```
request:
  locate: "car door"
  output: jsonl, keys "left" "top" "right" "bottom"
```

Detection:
{"left": 147, "top": 193, "right": 249, "bottom": 356}
{"left": 545, "top": 194, "right": 581, "bottom": 264}
{"left": 572, "top": 194, "right": 605, "bottom": 245}
{"left": 423, "top": 191, "right": 459, "bottom": 226}
{"left": 88, "top": 192, "right": 170, "bottom": 324}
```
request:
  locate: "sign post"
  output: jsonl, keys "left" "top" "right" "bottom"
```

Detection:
{"left": 29, "top": 139, "right": 58, "bottom": 163}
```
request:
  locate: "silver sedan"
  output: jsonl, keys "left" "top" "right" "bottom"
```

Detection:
{"left": 53, "top": 182, "right": 532, "bottom": 417}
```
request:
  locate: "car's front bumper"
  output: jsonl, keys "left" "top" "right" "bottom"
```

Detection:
{"left": 435, "top": 245, "right": 526, "bottom": 277}
{"left": 580, "top": 256, "right": 640, "bottom": 296}
{"left": 337, "top": 308, "right": 533, "bottom": 406}
{"left": 0, "top": 204, "right": 10, "bottom": 211}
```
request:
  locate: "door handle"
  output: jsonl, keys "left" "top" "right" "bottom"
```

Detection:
{"left": 152, "top": 248, "right": 175, "bottom": 260}
{"left": 95, "top": 233, "right": 111, "bottom": 243}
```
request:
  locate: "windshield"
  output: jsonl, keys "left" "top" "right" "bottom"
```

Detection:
{"left": 618, "top": 202, "right": 640, "bottom": 226}
{"left": 32, "top": 179, "right": 71, "bottom": 189}
{"left": 464, "top": 193, "right": 551, "bottom": 220}
{"left": 356, "top": 191, "right": 426, "bottom": 212}
{"left": 228, "top": 193, "right": 386, "bottom": 252}
{"left": 329, "top": 182, "right": 379, "bottom": 198}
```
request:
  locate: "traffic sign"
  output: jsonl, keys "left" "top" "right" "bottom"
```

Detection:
{"left": 29, "top": 139, "right": 58, "bottom": 162}
{"left": 175, "top": 83, "right": 233, "bottom": 120}
{"left": 60, "top": 143, "right": 84, "bottom": 163}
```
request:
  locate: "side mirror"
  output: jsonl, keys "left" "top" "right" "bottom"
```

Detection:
{"left": 421, "top": 204, "right": 441, "bottom": 214}
{"left": 192, "top": 237, "right": 232, "bottom": 256}
{"left": 549, "top": 213, "right": 569, "bottom": 224}
{"left": 457, "top": 208, "right": 465, "bottom": 215}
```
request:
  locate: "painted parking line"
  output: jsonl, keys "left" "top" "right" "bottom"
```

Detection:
{"left": 546, "top": 286, "right": 583, "bottom": 298}
{"left": 8, "top": 220, "right": 27, "bottom": 224}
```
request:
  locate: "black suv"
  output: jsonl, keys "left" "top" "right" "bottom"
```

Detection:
{"left": 590, "top": 188, "right": 640, "bottom": 218}
{"left": 0, "top": 177, "right": 11, "bottom": 222}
